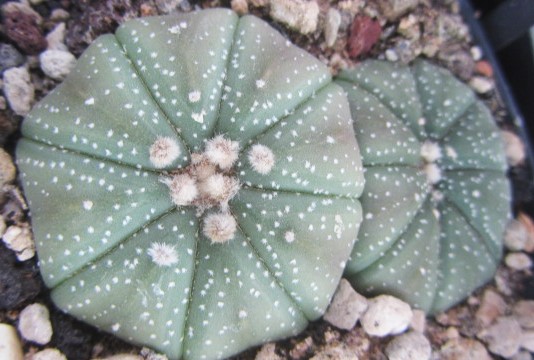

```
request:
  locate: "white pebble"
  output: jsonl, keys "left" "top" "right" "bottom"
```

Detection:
{"left": 32, "top": 348, "right": 67, "bottom": 360}
{"left": 385, "top": 331, "right": 432, "bottom": 360}
{"left": 0, "top": 324, "right": 23, "bottom": 360}
{"left": 324, "top": 279, "right": 368, "bottom": 330}
{"left": 469, "top": 76, "right": 494, "bottom": 94}
{"left": 46, "top": 22, "right": 68, "bottom": 51}
{"left": 2, "top": 225, "right": 35, "bottom": 261}
{"left": 324, "top": 9, "right": 341, "bottom": 47}
{"left": 501, "top": 130, "right": 526, "bottom": 167}
{"left": 505, "top": 220, "right": 529, "bottom": 251}
{"left": 18, "top": 303, "right": 53, "bottom": 345}
{"left": 361, "top": 295, "right": 413, "bottom": 337}
{"left": 2, "top": 66, "right": 34, "bottom": 116}
{"left": 270, "top": 0, "right": 320, "bottom": 34}
{"left": 39, "top": 50, "right": 76, "bottom": 81}
{"left": 0, "top": 147, "right": 16, "bottom": 186}
{"left": 505, "top": 252, "right": 532, "bottom": 271}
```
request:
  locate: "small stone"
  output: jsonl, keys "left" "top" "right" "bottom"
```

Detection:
{"left": 514, "top": 301, "right": 534, "bottom": 329}
{"left": 2, "top": 225, "right": 35, "bottom": 261}
{"left": 2, "top": 66, "right": 34, "bottom": 116}
{"left": 2, "top": 4, "right": 47, "bottom": 55}
{"left": 521, "top": 331, "right": 534, "bottom": 352}
{"left": 231, "top": 0, "right": 249, "bottom": 15}
{"left": 269, "top": 0, "right": 319, "bottom": 34}
{"left": 50, "top": 9, "right": 70, "bottom": 22}
{"left": 518, "top": 213, "right": 534, "bottom": 253}
{"left": 469, "top": 76, "right": 494, "bottom": 94}
{"left": 310, "top": 344, "right": 358, "bottom": 360}
{"left": 347, "top": 15, "right": 382, "bottom": 59}
{"left": 92, "top": 355, "right": 143, "bottom": 360}
{"left": 46, "top": 23, "right": 68, "bottom": 51}
{"left": 18, "top": 303, "right": 53, "bottom": 345}
{"left": 476, "top": 289, "right": 506, "bottom": 327}
{"left": 397, "top": 14, "right": 420, "bottom": 40}
{"left": 438, "top": 338, "right": 491, "bottom": 360}
{"left": 255, "top": 343, "right": 281, "bottom": 360}
{"left": 505, "top": 219, "right": 529, "bottom": 251}
{"left": 0, "top": 324, "right": 23, "bottom": 360}
{"left": 385, "top": 48, "right": 399, "bottom": 62}
{"left": 501, "top": 130, "right": 526, "bottom": 167}
{"left": 478, "top": 316, "right": 522, "bottom": 358}
{"left": 0, "top": 43, "right": 25, "bottom": 74}
{"left": 385, "top": 331, "right": 431, "bottom": 360}
{"left": 289, "top": 336, "right": 313, "bottom": 359}
{"left": 0, "top": 147, "right": 16, "bottom": 186}
{"left": 470, "top": 46, "right": 483, "bottom": 61}
{"left": 32, "top": 348, "right": 68, "bottom": 360}
{"left": 445, "top": 327, "right": 460, "bottom": 340}
{"left": 505, "top": 252, "right": 532, "bottom": 271}
{"left": 410, "top": 309, "right": 426, "bottom": 333}
{"left": 154, "top": 0, "right": 181, "bottom": 13}
{"left": 474, "top": 60, "right": 493, "bottom": 77}
{"left": 40, "top": 50, "right": 77, "bottom": 81}
{"left": 361, "top": 295, "right": 413, "bottom": 337}
{"left": 0, "top": 96, "right": 6, "bottom": 110}
{"left": 378, "top": 0, "right": 420, "bottom": 21}
{"left": 512, "top": 351, "right": 532, "bottom": 360}
{"left": 324, "top": 279, "right": 368, "bottom": 330}
{"left": 324, "top": 9, "right": 342, "bottom": 47}
{"left": 0, "top": 218, "right": 6, "bottom": 238}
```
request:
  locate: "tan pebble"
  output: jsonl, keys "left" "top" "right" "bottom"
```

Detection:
{"left": 91, "top": 355, "right": 143, "bottom": 360}
{"left": 438, "top": 337, "right": 491, "bottom": 360}
{"left": 0, "top": 148, "right": 16, "bottom": 186}
{"left": 324, "top": 279, "right": 368, "bottom": 330}
{"left": 0, "top": 323, "right": 23, "bottom": 360}
{"left": 269, "top": 0, "right": 319, "bottom": 34}
{"left": 231, "top": 0, "right": 248, "bottom": 15}
{"left": 501, "top": 130, "right": 526, "bottom": 167}
{"left": 518, "top": 213, "right": 534, "bottom": 253}
{"left": 511, "top": 350, "right": 532, "bottom": 360}
{"left": 514, "top": 301, "right": 534, "bottom": 329}
{"left": 32, "top": 348, "right": 67, "bottom": 360}
{"left": 18, "top": 303, "right": 53, "bottom": 345}
{"left": 2, "top": 225, "right": 35, "bottom": 261}
{"left": 505, "top": 219, "right": 529, "bottom": 251}
{"left": 385, "top": 331, "right": 431, "bottom": 360}
{"left": 361, "top": 295, "right": 413, "bottom": 337}
{"left": 520, "top": 331, "right": 534, "bottom": 352}
{"left": 477, "top": 316, "right": 522, "bottom": 358}
{"left": 255, "top": 343, "right": 281, "bottom": 360}
{"left": 445, "top": 327, "right": 460, "bottom": 340}
{"left": 505, "top": 252, "right": 532, "bottom": 271}
{"left": 476, "top": 289, "right": 506, "bottom": 326}
{"left": 469, "top": 76, "right": 494, "bottom": 94}
{"left": 410, "top": 309, "right": 426, "bottom": 333}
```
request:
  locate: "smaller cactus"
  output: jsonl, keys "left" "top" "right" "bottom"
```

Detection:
{"left": 336, "top": 60, "right": 511, "bottom": 313}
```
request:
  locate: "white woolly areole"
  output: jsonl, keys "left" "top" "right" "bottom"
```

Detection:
{"left": 147, "top": 242, "right": 179, "bottom": 267}
{"left": 199, "top": 174, "right": 240, "bottom": 204}
{"left": 284, "top": 231, "right": 295, "bottom": 243}
{"left": 149, "top": 137, "right": 181, "bottom": 168}
{"left": 166, "top": 174, "right": 198, "bottom": 206}
{"left": 205, "top": 135, "right": 239, "bottom": 170}
{"left": 203, "top": 212, "right": 237, "bottom": 243}
{"left": 424, "top": 163, "right": 442, "bottom": 185}
{"left": 248, "top": 144, "right": 275, "bottom": 175}
{"left": 420, "top": 141, "right": 442, "bottom": 163}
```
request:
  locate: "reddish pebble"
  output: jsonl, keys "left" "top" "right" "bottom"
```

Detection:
{"left": 347, "top": 15, "right": 382, "bottom": 59}
{"left": 3, "top": 11, "right": 47, "bottom": 55}
{"left": 475, "top": 60, "right": 493, "bottom": 77}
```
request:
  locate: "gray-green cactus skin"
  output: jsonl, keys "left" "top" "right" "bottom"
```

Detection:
{"left": 336, "top": 60, "right": 511, "bottom": 314}
{"left": 16, "top": 9, "right": 365, "bottom": 360}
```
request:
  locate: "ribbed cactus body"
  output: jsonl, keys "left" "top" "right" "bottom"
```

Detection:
{"left": 17, "top": 9, "right": 364, "bottom": 360}
{"left": 336, "top": 60, "right": 511, "bottom": 313}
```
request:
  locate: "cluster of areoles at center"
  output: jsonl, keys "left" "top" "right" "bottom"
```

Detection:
{"left": 149, "top": 135, "right": 275, "bottom": 244}
{"left": 420, "top": 140, "right": 442, "bottom": 186}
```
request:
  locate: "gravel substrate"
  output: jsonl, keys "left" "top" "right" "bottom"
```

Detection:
{"left": 1, "top": 0, "right": 533, "bottom": 359}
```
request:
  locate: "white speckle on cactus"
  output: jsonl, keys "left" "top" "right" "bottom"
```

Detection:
{"left": 192, "top": 110, "right": 206, "bottom": 124}
{"left": 149, "top": 137, "right": 181, "bottom": 168}
{"left": 255, "top": 79, "right": 266, "bottom": 89}
{"left": 203, "top": 212, "right": 237, "bottom": 243}
{"left": 205, "top": 135, "right": 239, "bottom": 170}
{"left": 82, "top": 200, "right": 93, "bottom": 210}
{"left": 445, "top": 146, "right": 458, "bottom": 160}
{"left": 84, "top": 97, "right": 95, "bottom": 105}
{"left": 111, "top": 323, "right": 120, "bottom": 332}
{"left": 248, "top": 144, "right": 275, "bottom": 175}
{"left": 147, "top": 242, "right": 179, "bottom": 267}
{"left": 238, "top": 310, "right": 248, "bottom": 319}
{"left": 164, "top": 174, "right": 198, "bottom": 206}
{"left": 188, "top": 90, "right": 201, "bottom": 103}
{"left": 284, "top": 230, "right": 295, "bottom": 243}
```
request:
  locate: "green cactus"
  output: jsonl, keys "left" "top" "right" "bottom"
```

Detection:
{"left": 336, "top": 60, "right": 511, "bottom": 314}
{"left": 16, "top": 9, "right": 364, "bottom": 360}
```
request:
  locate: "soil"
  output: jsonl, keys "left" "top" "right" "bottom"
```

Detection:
{"left": 1, "top": 0, "right": 533, "bottom": 359}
